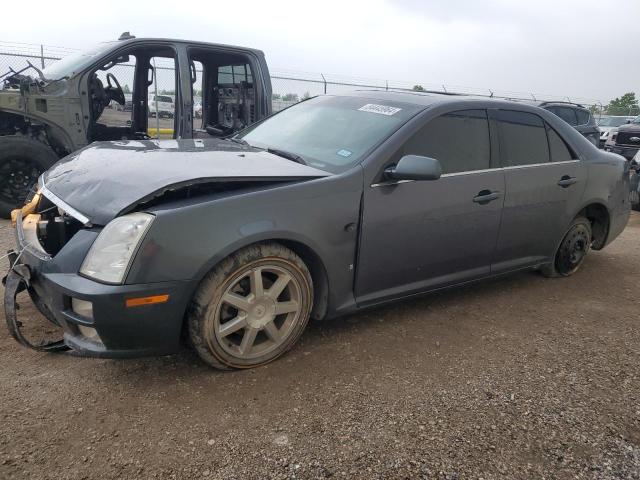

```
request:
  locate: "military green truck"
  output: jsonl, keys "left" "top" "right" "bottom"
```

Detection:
{"left": 0, "top": 33, "right": 272, "bottom": 217}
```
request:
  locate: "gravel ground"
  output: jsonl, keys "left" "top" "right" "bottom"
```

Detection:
{"left": 0, "top": 214, "right": 639, "bottom": 480}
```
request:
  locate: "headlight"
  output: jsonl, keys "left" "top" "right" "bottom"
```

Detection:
{"left": 80, "top": 213, "right": 154, "bottom": 284}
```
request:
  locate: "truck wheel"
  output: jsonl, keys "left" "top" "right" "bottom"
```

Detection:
{"left": 540, "top": 217, "right": 592, "bottom": 278}
{"left": 188, "top": 243, "right": 313, "bottom": 370}
{"left": 0, "top": 136, "right": 58, "bottom": 218}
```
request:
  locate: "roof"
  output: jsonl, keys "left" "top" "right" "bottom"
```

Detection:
{"left": 340, "top": 89, "right": 549, "bottom": 111}
{"left": 344, "top": 89, "right": 495, "bottom": 107}
{"left": 115, "top": 37, "right": 265, "bottom": 56}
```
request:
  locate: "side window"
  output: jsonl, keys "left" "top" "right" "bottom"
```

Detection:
{"left": 92, "top": 55, "right": 136, "bottom": 128}
{"left": 191, "top": 60, "right": 204, "bottom": 131}
{"left": 403, "top": 109, "right": 490, "bottom": 174}
{"left": 215, "top": 63, "right": 255, "bottom": 133}
{"left": 495, "top": 110, "right": 549, "bottom": 166}
{"left": 546, "top": 124, "right": 575, "bottom": 162}
{"left": 147, "top": 56, "right": 177, "bottom": 139}
{"left": 549, "top": 106, "right": 578, "bottom": 126}
{"left": 575, "top": 109, "right": 590, "bottom": 125}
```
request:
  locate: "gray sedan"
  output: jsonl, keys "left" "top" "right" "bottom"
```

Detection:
{"left": 3, "top": 91, "right": 631, "bottom": 369}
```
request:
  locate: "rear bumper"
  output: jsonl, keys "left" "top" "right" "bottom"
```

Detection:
{"left": 5, "top": 219, "right": 196, "bottom": 358}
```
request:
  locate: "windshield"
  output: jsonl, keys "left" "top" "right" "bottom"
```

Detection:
{"left": 598, "top": 116, "right": 632, "bottom": 127}
{"left": 42, "top": 42, "right": 118, "bottom": 80}
{"left": 155, "top": 96, "right": 173, "bottom": 103}
{"left": 237, "top": 96, "right": 422, "bottom": 173}
{"left": 633, "top": 116, "right": 640, "bottom": 124}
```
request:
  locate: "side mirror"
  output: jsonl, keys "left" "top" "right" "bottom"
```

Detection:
{"left": 384, "top": 155, "right": 442, "bottom": 182}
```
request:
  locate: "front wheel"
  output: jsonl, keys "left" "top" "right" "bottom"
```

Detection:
{"left": 541, "top": 217, "right": 592, "bottom": 278}
{"left": 188, "top": 243, "right": 313, "bottom": 370}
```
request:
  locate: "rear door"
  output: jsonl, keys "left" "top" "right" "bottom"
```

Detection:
{"left": 490, "top": 109, "right": 586, "bottom": 272}
{"left": 181, "top": 44, "right": 272, "bottom": 139}
{"left": 356, "top": 109, "right": 505, "bottom": 305}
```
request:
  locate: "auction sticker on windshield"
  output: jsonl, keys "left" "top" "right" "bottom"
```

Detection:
{"left": 358, "top": 104, "right": 402, "bottom": 116}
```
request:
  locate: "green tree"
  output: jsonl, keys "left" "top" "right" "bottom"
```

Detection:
{"left": 301, "top": 91, "right": 311, "bottom": 100}
{"left": 282, "top": 93, "right": 299, "bottom": 102}
{"left": 122, "top": 84, "right": 131, "bottom": 94}
{"left": 412, "top": 85, "right": 425, "bottom": 92}
{"left": 606, "top": 92, "right": 638, "bottom": 116}
{"left": 272, "top": 93, "right": 282, "bottom": 101}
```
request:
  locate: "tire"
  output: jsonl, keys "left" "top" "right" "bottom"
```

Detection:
{"left": 0, "top": 136, "right": 59, "bottom": 218}
{"left": 188, "top": 243, "right": 313, "bottom": 370}
{"left": 540, "top": 217, "right": 592, "bottom": 278}
{"left": 630, "top": 189, "right": 640, "bottom": 212}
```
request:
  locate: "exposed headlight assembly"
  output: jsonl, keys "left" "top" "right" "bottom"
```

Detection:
{"left": 80, "top": 213, "right": 154, "bottom": 284}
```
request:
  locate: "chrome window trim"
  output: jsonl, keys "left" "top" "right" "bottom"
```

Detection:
{"left": 370, "top": 160, "right": 580, "bottom": 187}
{"left": 39, "top": 176, "right": 91, "bottom": 226}
{"left": 371, "top": 167, "right": 503, "bottom": 187}
{"left": 503, "top": 159, "right": 580, "bottom": 170}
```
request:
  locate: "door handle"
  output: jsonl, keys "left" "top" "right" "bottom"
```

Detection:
{"left": 558, "top": 175, "right": 578, "bottom": 188}
{"left": 473, "top": 190, "right": 501, "bottom": 204}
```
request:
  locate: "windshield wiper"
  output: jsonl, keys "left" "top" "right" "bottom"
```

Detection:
{"left": 266, "top": 148, "right": 307, "bottom": 165}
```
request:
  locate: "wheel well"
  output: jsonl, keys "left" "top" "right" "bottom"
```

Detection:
{"left": 275, "top": 240, "right": 330, "bottom": 321}
{"left": 0, "top": 111, "right": 69, "bottom": 156}
{"left": 579, "top": 203, "right": 610, "bottom": 250}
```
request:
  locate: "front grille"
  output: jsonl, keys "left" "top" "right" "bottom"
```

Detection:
{"left": 616, "top": 131, "right": 640, "bottom": 146}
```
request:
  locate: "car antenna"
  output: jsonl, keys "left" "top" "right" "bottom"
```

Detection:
{"left": 118, "top": 31, "right": 136, "bottom": 41}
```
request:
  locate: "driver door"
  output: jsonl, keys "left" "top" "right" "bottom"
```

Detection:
{"left": 356, "top": 109, "right": 505, "bottom": 305}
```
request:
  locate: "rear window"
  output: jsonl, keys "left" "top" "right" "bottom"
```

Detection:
{"left": 155, "top": 96, "right": 173, "bottom": 103}
{"left": 546, "top": 124, "right": 575, "bottom": 162}
{"left": 494, "top": 110, "right": 549, "bottom": 166}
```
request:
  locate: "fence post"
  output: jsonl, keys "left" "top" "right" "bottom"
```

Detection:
{"left": 320, "top": 73, "right": 327, "bottom": 94}
{"left": 40, "top": 45, "right": 45, "bottom": 69}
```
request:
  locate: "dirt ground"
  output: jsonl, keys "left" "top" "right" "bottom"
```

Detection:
{"left": 0, "top": 214, "right": 639, "bottom": 480}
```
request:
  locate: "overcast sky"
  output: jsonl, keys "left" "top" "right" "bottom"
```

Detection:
{"left": 4, "top": 0, "right": 638, "bottom": 104}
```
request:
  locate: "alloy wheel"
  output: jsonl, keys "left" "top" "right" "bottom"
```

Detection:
{"left": 211, "top": 263, "right": 304, "bottom": 360}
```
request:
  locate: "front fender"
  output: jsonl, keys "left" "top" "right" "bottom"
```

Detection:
{"left": 126, "top": 172, "right": 364, "bottom": 315}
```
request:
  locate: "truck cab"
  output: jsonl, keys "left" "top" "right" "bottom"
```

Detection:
{"left": 0, "top": 33, "right": 272, "bottom": 217}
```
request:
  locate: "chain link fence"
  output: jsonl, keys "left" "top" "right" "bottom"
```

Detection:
{"left": 1, "top": 40, "right": 636, "bottom": 118}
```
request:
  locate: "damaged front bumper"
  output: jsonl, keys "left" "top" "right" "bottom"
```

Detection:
{"left": 3, "top": 212, "right": 195, "bottom": 358}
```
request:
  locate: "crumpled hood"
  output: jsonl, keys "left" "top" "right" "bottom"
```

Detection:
{"left": 41, "top": 138, "right": 330, "bottom": 225}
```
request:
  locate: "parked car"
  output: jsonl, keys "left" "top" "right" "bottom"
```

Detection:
{"left": 597, "top": 115, "right": 635, "bottom": 148}
{"left": 4, "top": 92, "right": 630, "bottom": 369}
{"left": 193, "top": 101, "right": 203, "bottom": 119}
{"left": 0, "top": 32, "right": 273, "bottom": 218}
{"left": 148, "top": 94, "right": 175, "bottom": 118}
{"left": 537, "top": 101, "right": 600, "bottom": 147}
{"left": 604, "top": 115, "right": 640, "bottom": 160}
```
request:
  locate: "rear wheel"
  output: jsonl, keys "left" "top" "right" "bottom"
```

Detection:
{"left": 541, "top": 217, "right": 592, "bottom": 278}
{"left": 630, "top": 189, "right": 640, "bottom": 212}
{"left": 0, "top": 136, "right": 58, "bottom": 218}
{"left": 188, "top": 243, "right": 313, "bottom": 370}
